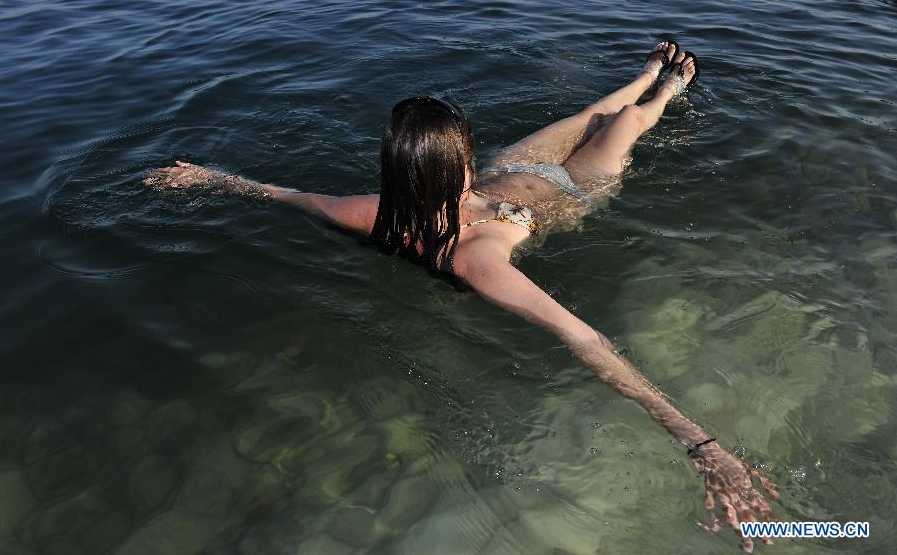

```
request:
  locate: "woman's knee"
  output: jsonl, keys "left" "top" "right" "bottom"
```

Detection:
{"left": 616, "top": 104, "right": 648, "bottom": 130}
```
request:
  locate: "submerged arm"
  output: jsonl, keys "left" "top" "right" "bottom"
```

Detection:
{"left": 453, "top": 238, "right": 777, "bottom": 552}
{"left": 144, "top": 161, "right": 377, "bottom": 234}
{"left": 454, "top": 239, "right": 709, "bottom": 444}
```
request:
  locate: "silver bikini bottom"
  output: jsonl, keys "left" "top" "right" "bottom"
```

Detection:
{"left": 480, "top": 163, "right": 593, "bottom": 207}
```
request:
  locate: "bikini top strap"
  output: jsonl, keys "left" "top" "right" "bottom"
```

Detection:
{"left": 463, "top": 201, "right": 538, "bottom": 233}
{"left": 465, "top": 218, "right": 495, "bottom": 228}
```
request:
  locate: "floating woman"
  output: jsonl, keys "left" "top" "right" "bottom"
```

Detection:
{"left": 147, "top": 42, "right": 777, "bottom": 552}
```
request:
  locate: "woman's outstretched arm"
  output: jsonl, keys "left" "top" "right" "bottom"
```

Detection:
{"left": 452, "top": 236, "right": 777, "bottom": 553}
{"left": 144, "top": 161, "right": 379, "bottom": 234}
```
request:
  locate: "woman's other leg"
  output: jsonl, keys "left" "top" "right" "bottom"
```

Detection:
{"left": 488, "top": 42, "right": 677, "bottom": 167}
{"left": 564, "top": 52, "right": 696, "bottom": 178}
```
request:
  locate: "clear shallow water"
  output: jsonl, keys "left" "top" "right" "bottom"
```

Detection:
{"left": 1, "top": 0, "right": 897, "bottom": 554}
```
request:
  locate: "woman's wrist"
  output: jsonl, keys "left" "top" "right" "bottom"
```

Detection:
{"left": 687, "top": 437, "right": 717, "bottom": 456}
{"left": 219, "top": 174, "right": 272, "bottom": 200}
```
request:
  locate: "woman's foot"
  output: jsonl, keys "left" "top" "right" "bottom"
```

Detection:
{"left": 641, "top": 41, "right": 678, "bottom": 84}
{"left": 659, "top": 51, "right": 699, "bottom": 96}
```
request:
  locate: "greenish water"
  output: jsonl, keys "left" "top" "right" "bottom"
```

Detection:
{"left": 1, "top": 0, "right": 896, "bottom": 554}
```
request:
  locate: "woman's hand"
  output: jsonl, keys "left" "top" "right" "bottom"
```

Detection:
{"left": 144, "top": 160, "right": 223, "bottom": 190}
{"left": 144, "top": 161, "right": 272, "bottom": 199}
{"left": 690, "top": 441, "right": 779, "bottom": 552}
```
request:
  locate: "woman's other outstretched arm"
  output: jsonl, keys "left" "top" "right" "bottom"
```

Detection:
{"left": 453, "top": 236, "right": 778, "bottom": 552}
{"left": 452, "top": 236, "right": 710, "bottom": 443}
{"left": 145, "top": 161, "right": 378, "bottom": 235}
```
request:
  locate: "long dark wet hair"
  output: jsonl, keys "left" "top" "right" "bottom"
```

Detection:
{"left": 370, "top": 97, "right": 475, "bottom": 272}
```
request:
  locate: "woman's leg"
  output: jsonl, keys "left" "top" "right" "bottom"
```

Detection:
{"left": 564, "top": 52, "right": 696, "bottom": 178}
{"left": 488, "top": 42, "right": 677, "bottom": 167}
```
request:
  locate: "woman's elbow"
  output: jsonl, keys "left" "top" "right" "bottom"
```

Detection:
{"left": 560, "top": 325, "right": 615, "bottom": 353}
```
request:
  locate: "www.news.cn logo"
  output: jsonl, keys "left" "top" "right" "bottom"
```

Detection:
{"left": 740, "top": 521, "right": 870, "bottom": 539}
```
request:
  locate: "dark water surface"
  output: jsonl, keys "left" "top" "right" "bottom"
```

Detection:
{"left": 2, "top": 0, "right": 897, "bottom": 553}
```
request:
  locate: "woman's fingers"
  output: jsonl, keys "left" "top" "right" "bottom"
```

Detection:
{"left": 748, "top": 491, "right": 775, "bottom": 521}
{"left": 719, "top": 494, "right": 740, "bottom": 533}
{"left": 703, "top": 488, "right": 715, "bottom": 511}
{"left": 144, "top": 168, "right": 169, "bottom": 187}
{"left": 716, "top": 496, "right": 752, "bottom": 553}
{"left": 696, "top": 446, "right": 779, "bottom": 551}
{"left": 751, "top": 467, "right": 779, "bottom": 500}
{"left": 144, "top": 164, "right": 191, "bottom": 188}
{"left": 700, "top": 489, "right": 722, "bottom": 532}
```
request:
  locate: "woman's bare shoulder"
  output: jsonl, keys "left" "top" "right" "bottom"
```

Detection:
{"left": 451, "top": 227, "right": 523, "bottom": 279}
